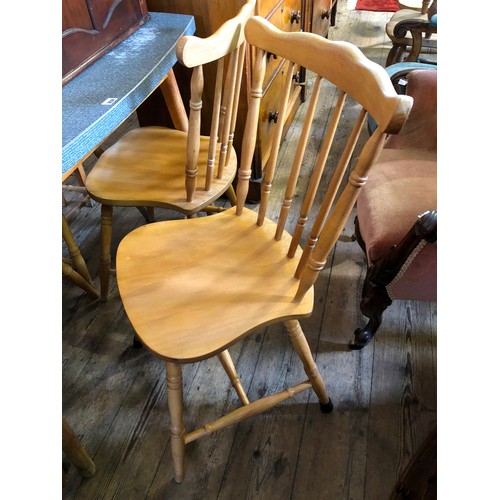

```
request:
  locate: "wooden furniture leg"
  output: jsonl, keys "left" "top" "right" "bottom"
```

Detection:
{"left": 62, "top": 261, "right": 99, "bottom": 299}
{"left": 350, "top": 210, "right": 437, "bottom": 350}
{"left": 160, "top": 69, "right": 189, "bottom": 132}
{"left": 166, "top": 362, "right": 186, "bottom": 483}
{"left": 283, "top": 320, "right": 333, "bottom": 412}
{"left": 100, "top": 205, "right": 113, "bottom": 301}
{"left": 62, "top": 215, "right": 98, "bottom": 297}
{"left": 62, "top": 417, "right": 96, "bottom": 480}
{"left": 217, "top": 350, "right": 250, "bottom": 405}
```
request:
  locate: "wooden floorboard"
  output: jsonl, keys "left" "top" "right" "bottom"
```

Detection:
{"left": 62, "top": 2, "right": 437, "bottom": 498}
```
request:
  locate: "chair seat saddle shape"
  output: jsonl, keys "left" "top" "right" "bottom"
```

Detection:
{"left": 116, "top": 8, "right": 413, "bottom": 483}
{"left": 85, "top": 1, "right": 249, "bottom": 301}
{"left": 351, "top": 68, "right": 437, "bottom": 349}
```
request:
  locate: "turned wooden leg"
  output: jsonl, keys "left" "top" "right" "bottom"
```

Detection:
{"left": 63, "top": 215, "right": 94, "bottom": 285}
{"left": 62, "top": 417, "right": 96, "bottom": 479}
{"left": 74, "top": 163, "right": 93, "bottom": 207}
{"left": 283, "top": 320, "right": 333, "bottom": 413}
{"left": 225, "top": 185, "right": 237, "bottom": 207}
{"left": 100, "top": 204, "right": 113, "bottom": 301}
{"left": 217, "top": 350, "right": 249, "bottom": 405}
{"left": 166, "top": 362, "right": 186, "bottom": 483}
{"left": 62, "top": 261, "right": 99, "bottom": 299}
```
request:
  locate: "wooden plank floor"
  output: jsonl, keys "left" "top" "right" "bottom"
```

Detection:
{"left": 62, "top": 2, "right": 437, "bottom": 498}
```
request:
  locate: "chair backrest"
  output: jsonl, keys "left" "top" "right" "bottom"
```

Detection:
{"left": 236, "top": 16, "right": 413, "bottom": 301}
{"left": 175, "top": 0, "right": 256, "bottom": 202}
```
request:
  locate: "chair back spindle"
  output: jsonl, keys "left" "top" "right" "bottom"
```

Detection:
{"left": 257, "top": 60, "right": 296, "bottom": 226}
{"left": 185, "top": 65, "right": 204, "bottom": 202}
{"left": 274, "top": 74, "right": 323, "bottom": 241}
{"left": 205, "top": 58, "right": 225, "bottom": 191}
{"left": 176, "top": 0, "right": 255, "bottom": 202}
{"left": 294, "top": 107, "right": 367, "bottom": 277}
{"left": 239, "top": 17, "right": 413, "bottom": 302}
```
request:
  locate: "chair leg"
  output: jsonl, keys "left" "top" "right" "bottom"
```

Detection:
{"left": 62, "top": 261, "right": 99, "bottom": 299}
{"left": 62, "top": 215, "right": 95, "bottom": 288}
{"left": 225, "top": 185, "right": 237, "bottom": 206}
{"left": 100, "top": 204, "right": 113, "bottom": 301}
{"left": 62, "top": 417, "right": 96, "bottom": 479}
{"left": 166, "top": 362, "right": 186, "bottom": 483}
{"left": 350, "top": 271, "right": 393, "bottom": 350}
{"left": 283, "top": 320, "right": 333, "bottom": 413}
{"left": 217, "top": 349, "right": 249, "bottom": 405}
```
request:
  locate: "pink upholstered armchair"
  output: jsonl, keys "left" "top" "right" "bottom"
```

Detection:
{"left": 350, "top": 68, "right": 437, "bottom": 349}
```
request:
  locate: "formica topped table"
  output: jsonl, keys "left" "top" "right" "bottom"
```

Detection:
{"left": 62, "top": 11, "right": 195, "bottom": 298}
{"left": 62, "top": 11, "right": 196, "bottom": 177}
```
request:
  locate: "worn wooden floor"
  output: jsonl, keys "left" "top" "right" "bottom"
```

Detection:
{"left": 62, "top": 2, "right": 437, "bottom": 498}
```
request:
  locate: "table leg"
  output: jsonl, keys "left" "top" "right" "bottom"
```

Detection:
{"left": 160, "top": 69, "right": 189, "bottom": 132}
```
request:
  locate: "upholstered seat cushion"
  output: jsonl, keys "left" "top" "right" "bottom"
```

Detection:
{"left": 356, "top": 149, "right": 436, "bottom": 301}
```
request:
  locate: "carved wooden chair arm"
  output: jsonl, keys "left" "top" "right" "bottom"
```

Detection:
{"left": 393, "top": 17, "right": 437, "bottom": 62}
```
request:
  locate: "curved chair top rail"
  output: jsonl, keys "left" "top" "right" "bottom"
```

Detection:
{"left": 176, "top": 0, "right": 256, "bottom": 68}
{"left": 244, "top": 16, "right": 412, "bottom": 135}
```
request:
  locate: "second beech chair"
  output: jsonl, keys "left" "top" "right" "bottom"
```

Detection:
{"left": 86, "top": 1, "right": 256, "bottom": 300}
{"left": 115, "top": 15, "right": 412, "bottom": 483}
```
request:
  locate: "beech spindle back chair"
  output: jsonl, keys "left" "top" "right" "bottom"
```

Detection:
{"left": 85, "top": 0, "right": 255, "bottom": 300}
{"left": 115, "top": 15, "right": 412, "bottom": 483}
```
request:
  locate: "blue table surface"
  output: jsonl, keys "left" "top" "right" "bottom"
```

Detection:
{"left": 62, "top": 12, "right": 196, "bottom": 176}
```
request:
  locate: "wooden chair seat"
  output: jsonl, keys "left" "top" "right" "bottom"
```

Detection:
{"left": 86, "top": 127, "right": 237, "bottom": 214}
{"left": 118, "top": 206, "right": 313, "bottom": 362}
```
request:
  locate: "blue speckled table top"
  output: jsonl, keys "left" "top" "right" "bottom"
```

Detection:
{"left": 62, "top": 12, "right": 196, "bottom": 176}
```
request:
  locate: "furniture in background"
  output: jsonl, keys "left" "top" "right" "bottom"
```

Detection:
{"left": 350, "top": 67, "right": 437, "bottom": 350}
{"left": 63, "top": 0, "right": 150, "bottom": 84}
{"left": 85, "top": 3, "right": 255, "bottom": 301}
{"left": 62, "top": 417, "right": 96, "bottom": 488}
{"left": 386, "top": 0, "right": 437, "bottom": 66}
{"left": 114, "top": 15, "right": 412, "bottom": 482}
{"left": 137, "top": 0, "right": 336, "bottom": 201}
{"left": 62, "top": 12, "right": 195, "bottom": 299}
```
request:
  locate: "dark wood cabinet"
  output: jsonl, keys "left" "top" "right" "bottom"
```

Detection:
{"left": 62, "top": 0, "right": 150, "bottom": 84}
